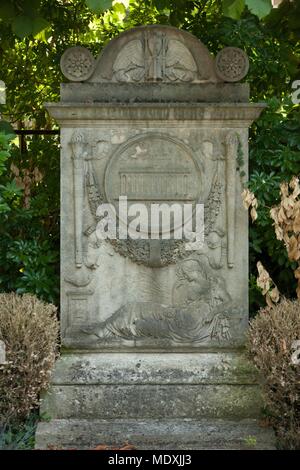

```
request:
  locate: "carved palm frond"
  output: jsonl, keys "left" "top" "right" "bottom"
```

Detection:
{"left": 204, "top": 170, "right": 222, "bottom": 236}
{"left": 84, "top": 162, "right": 104, "bottom": 236}
{"left": 85, "top": 162, "right": 103, "bottom": 218}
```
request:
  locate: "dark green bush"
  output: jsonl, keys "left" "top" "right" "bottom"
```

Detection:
{"left": 0, "top": 132, "right": 59, "bottom": 304}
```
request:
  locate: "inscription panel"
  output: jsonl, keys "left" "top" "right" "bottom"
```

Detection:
{"left": 105, "top": 133, "right": 202, "bottom": 233}
{"left": 119, "top": 171, "right": 193, "bottom": 200}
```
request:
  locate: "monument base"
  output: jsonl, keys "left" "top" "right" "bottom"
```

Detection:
{"left": 35, "top": 351, "right": 275, "bottom": 449}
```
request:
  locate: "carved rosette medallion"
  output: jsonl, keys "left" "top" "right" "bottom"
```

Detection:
{"left": 60, "top": 46, "right": 95, "bottom": 81}
{"left": 215, "top": 47, "right": 249, "bottom": 82}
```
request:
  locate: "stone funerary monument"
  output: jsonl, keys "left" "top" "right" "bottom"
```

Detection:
{"left": 35, "top": 26, "right": 274, "bottom": 449}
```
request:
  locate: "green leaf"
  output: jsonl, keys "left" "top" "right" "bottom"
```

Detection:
{"left": 85, "top": 0, "right": 113, "bottom": 14}
{"left": 11, "top": 14, "right": 49, "bottom": 39}
{"left": 12, "top": 16, "right": 33, "bottom": 38}
{"left": 245, "top": 0, "right": 272, "bottom": 19}
{"left": 23, "top": 0, "right": 42, "bottom": 16}
{"left": 0, "top": 0, "right": 15, "bottom": 20}
{"left": 153, "top": 0, "right": 170, "bottom": 10}
{"left": 113, "top": 2, "right": 126, "bottom": 14}
{"left": 0, "top": 202, "right": 10, "bottom": 213}
{"left": 222, "top": 0, "right": 245, "bottom": 19}
{"left": 0, "top": 121, "right": 15, "bottom": 135}
{"left": 2, "top": 181, "right": 23, "bottom": 199}
{"left": 32, "top": 17, "right": 50, "bottom": 37}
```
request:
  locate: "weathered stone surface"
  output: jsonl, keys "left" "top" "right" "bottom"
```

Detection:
{"left": 46, "top": 114, "right": 264, "bottom": 350}
{"left": 59, "top": 25, "right": 251, "bottom": 89}
{"left": 41, "top": 383, "right": 262, "bottom": 420}
{"left": 60, "top": 82, "right": 250, "bottom": 103}
{"left": 46, "top": 102, "right": 264, "bottom": 126}
{"left": 35, "top": 418, "right": 275, "bottom": 450}
{"left": 40, "top": 353, "right": 264, "bottom": 422}
{"left": 215, "top": 47, "right": 249, "bottom": 83}
{"left": 60, "top": 46, "right": 95, "bottom": 82}
{"left": 50, "top": 352, "right": 258, "bottom": 385}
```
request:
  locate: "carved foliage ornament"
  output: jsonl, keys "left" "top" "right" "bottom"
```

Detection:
{"left": 215, "top": 47, "right": 249, "bottom": 83}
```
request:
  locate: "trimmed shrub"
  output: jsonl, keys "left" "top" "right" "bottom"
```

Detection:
{"left": 248, "top": 298, "right": 300, "bottom": 449}
{"left": 0, "top": 293, "right": 58, "bottom": 423}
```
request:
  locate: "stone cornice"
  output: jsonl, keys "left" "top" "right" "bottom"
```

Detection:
{"left": 45, "top": 102, "right": 266, "bottom": 127}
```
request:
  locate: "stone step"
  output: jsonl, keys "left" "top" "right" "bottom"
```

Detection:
{"left": 35, "top": 418, "right": 275, "bottom": 450}
{"left": 40, "top": 383, "right": 262, "bottom": 420}
{"left": 50, "top": 351, "right": 259, "bottom": 385}
{"left": 40, "top": 352, "right": 264, "bottom": 421}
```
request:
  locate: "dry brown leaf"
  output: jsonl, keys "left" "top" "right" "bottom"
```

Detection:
{"left": 274, "top": 225, "right": 283, "bottom": 241}
{"left": 241, "top": 188, "right": 253, "bottom": 210}
{"left": 290, "top": 176, "right": 300, "bottom": 198}
{"left": 281, "top": 338, "right": 287, "bottom": 353}
{"left": 250, "top": 206, "right": 258, "bottom": 222}
{"left": 256, "top": 262, "right": 281, "bottom": 306}
{"left": 277, "top": 206, "right": 287, "bottom": 224}
{"left": 293, "top": 211, "right": 300, "bottom": 233}
{"left": 269, "top": 286, "right": 280, "bottom": 303}
{"left": 15, "top": 176, "right": 25, "bottom": 189}
{"left": 287, "top": 235, "right": 300, "bottom": 261}
{"left": 10, "top": 163, "right": 19, "bottom": 176}
{"left": 265, "top": 293, "right": 274, "bottom": 308}
{"left": 280, "top": 181, "right": 289, "bottom": 198}
{"left": 119, "top": 444, "right": 136, "bottom": 450}
{"left": 33, "top": 167, "right": 43, "bottom": 183}
{"left": 270, "top": 207, "right": 278, "bottom": 222}
{"left": 282, "top": 196, "right": 294, "bottom": 212}
{"left": 93, "top": 442, "right": 136, "bottom": 451}
{"left": 296, "top": 283, "right": 300, "bottom": 299}
{"left": 257, "top": 262, "right": 271, "bottom": 295}
{"left": 94, "top": 444, "right": 109, "bottom": 450}
{"left": 294, "top": 267, "right": 300, "bottom": 279}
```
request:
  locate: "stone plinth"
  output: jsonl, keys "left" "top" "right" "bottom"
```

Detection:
{"left": 36, "top": 352, "right": 274, "bottom": 449}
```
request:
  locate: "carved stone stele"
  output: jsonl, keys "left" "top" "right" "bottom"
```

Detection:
{"left": 35, "top": 25, "right": 273, "bottom": 450}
